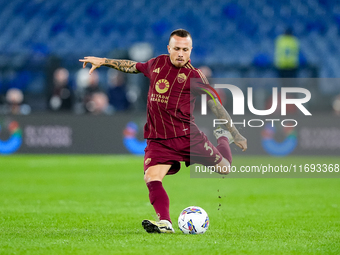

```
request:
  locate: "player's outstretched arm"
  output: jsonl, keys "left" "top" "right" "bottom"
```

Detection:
{"left": 79, "top": 57, "right": 140, "bottom": 75}
{"left": 207, "top": 99, "right": 247, "bottom": 151}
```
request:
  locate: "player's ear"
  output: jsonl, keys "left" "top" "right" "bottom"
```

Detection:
{"left": 167, "top": 45, "right": 170, "bottom": 54}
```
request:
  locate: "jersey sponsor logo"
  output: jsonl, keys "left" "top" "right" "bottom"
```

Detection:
{"left": 153, "top": 68, "right": 160, "bottom": 73}
{"left": 150, "top": 94, "right": 169, "bottom": 103}
{"left": 155, "top": 79, "right": 170, "bottom": 94}
{"left": 177, "top": 73, "right": 187, "bottom": 83}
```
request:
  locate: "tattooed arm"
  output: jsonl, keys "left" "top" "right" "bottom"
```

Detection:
{"left": 102, "top": 58, "right": 140, "bottom": 73}
{"left": 208, "top": 99, "right": 247, "bottom": 151}
{"left": 79, "top": 56, "right": 140, "bottom": 75}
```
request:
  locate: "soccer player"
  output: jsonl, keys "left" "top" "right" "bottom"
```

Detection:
{"left": 79, "top": 29, "right": 247, "bottom": 233}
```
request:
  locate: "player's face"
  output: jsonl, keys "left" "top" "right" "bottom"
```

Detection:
{"left": 167, "top": 35, "right": 192, "bottom": 68}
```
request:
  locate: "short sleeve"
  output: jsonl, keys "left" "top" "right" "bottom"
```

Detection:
{"left": 136, "top": 58, "right": 156, "bottom": 78}
{"left": 191, "top": 69, "right": 219, "bottom": 100}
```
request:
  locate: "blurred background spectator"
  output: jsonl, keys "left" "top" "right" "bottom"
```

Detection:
{"left": 74, "top": 69, "right": 106, "bottom": 114}
{"left": 274, "top": 27, "right": 300, "bottom": 79}
{"left": 86, "top": 92, "right": 113, "bottom": 115}
{"left": 333, "top": 94, "right": 340, "bottom": 116}
{"left": 83, "top": 69, "right": 102, "bottom": 112}
{"left": 0, "top": 88, "right": 31, "bottom": 115}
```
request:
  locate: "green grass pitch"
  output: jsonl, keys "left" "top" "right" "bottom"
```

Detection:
{"left": 0, "top": 155, "right": 339, "bottom": 254}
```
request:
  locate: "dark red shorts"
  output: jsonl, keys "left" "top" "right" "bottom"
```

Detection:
{"left": 144, "top": 131, "right": 223, "bottom": 175}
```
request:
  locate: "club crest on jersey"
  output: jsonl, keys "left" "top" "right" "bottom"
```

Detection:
{"left": 177, "top": 73, "right": 187, "bottom": 83}
{"left": 153, "top": 68, "right": 160, "bottom": 73}
{"left": 155, "top": 79, "right": 170, "bottom": 94}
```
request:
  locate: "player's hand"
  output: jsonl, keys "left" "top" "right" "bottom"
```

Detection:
{"left": 79, "top": 56, "right": 105, "bottom": 75}
{"left": 234, "top": 134, "right": 247, "bottom": 152}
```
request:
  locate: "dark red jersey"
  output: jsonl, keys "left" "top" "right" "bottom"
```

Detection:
{"left": 136, "top": 54, "right": 217, "bottom": 139}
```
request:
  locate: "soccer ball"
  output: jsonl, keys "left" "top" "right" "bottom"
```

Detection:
{"left": 178, "top": 206, "right": 209, "bottom": 234}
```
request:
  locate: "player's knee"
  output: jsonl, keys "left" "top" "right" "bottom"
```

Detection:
{"left": 144, "top": 165, "right": 170, "bottom": 183}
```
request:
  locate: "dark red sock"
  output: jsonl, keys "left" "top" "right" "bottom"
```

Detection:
{"left": 217, "top": 136, "right": 232, "bottom": 165}
{"left": 146, "top": 181, "right": 171, "bottom": 223}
